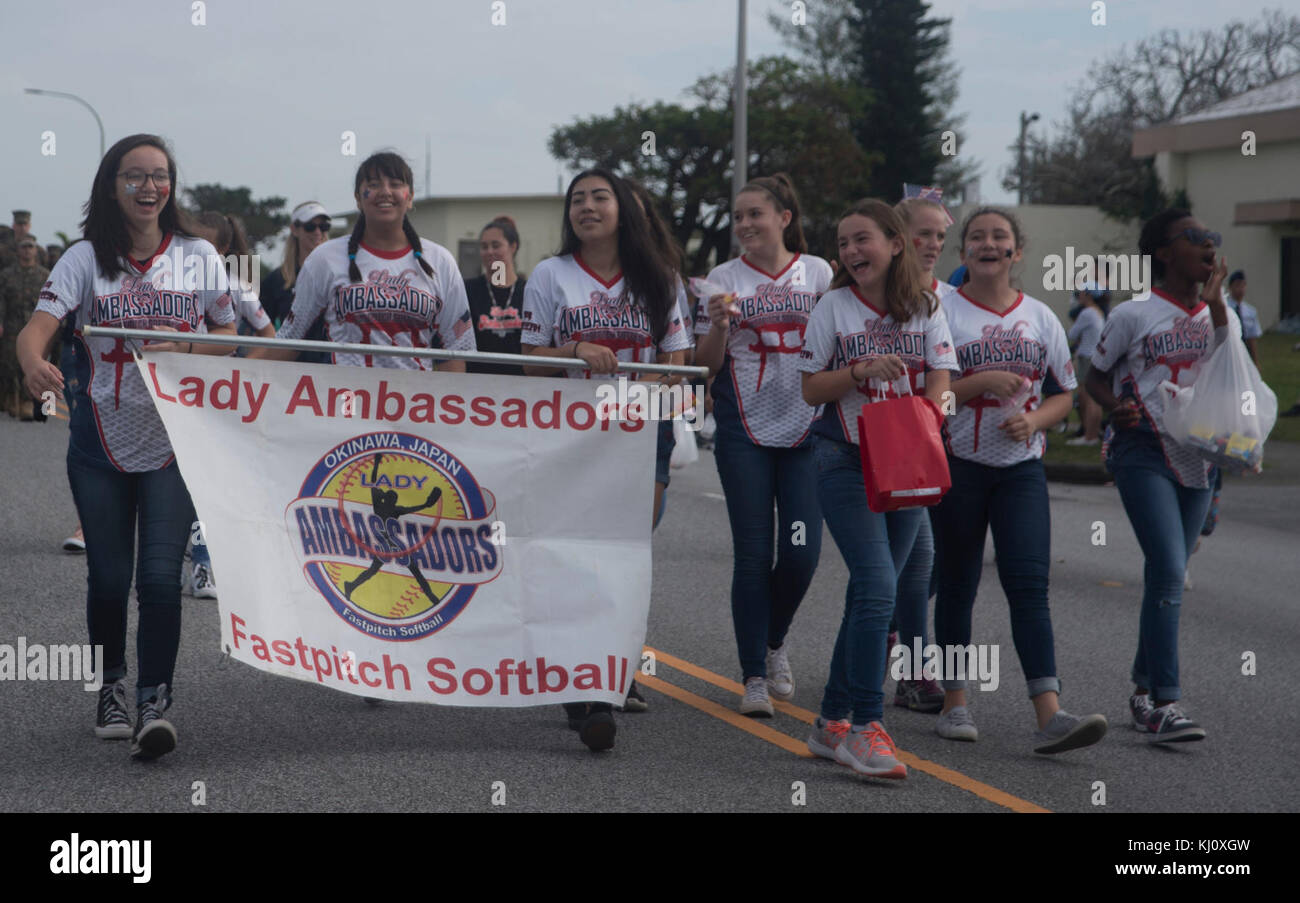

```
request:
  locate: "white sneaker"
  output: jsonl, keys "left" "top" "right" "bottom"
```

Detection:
{"left": 936, "top": 705, "right": 978, "bottom": 741}
{"left": 192, "top": 563, "right": 218, "bottom": 600}
{"left": 765, "top": 643, "right": 794, "bottom": 700}
{"left": 1183, "top": 568, "right": 1193, "bottom": 591}
{"left": 739, "top": 676, "right": 774, "bottom": 718}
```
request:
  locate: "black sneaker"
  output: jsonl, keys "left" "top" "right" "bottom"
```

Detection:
{"left": 619, "top": 681, "right": 648, "bottom": 713}
{"left": 1146, "top": 703, "right": 1206, "bottom": 744}
{"left": 130, "top": 684, "right": 177, "bottom": 759}
{"left": 578, "top": 703, "right": 616, "bottom": 752}
{"left": 564, "top": 702, "right": 587, "bottom": 731}
{"left": 95, "top": 680, "right": 132, "bottom": 740}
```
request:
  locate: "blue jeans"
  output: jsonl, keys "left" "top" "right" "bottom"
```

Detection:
{"left": 714, "top": 429, "right": 821, "bottom": 680}
{"left": 893, "top": 512, "right": 935, "bottom": 671}
{"left": 813, "top": 436, "right": 924, "bottom": 724}
{"left": 932, "top": 456, "right": 1059, "bottom": 697}
{"left": 67, "top": 448, "right": 194, "bottom": 705}
{"left": 1109, "top": 436, "right": 1213, "bottom": 702}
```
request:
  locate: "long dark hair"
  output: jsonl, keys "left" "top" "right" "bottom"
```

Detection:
{"left": 624, "top": 178, "right": 684, "bottom": 276}
{"left": 830, "top": 199, "right": 936, "bottom": 322}
{"left": 81, "top": 133, "right": 198, "bottom": 280}
{"left": 558, "top": 168, "right": 676, "bottom": 343}
{"left": 346, "top": 151, "right": 432, "bottom": 283}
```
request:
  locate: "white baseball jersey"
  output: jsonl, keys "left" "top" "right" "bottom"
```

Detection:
{"left": 1091, "top": 289, "right": 1240, "bottom": 488}
{"left": 280, "top": 236, "right": 475, "bottom": 368}
{"left": 799, "top": 284, "right": 958, "bottom": 445}
{"left": 232, "top": 280, "right": 271, "bottom": 331}
{"left": 694, "top": 253, "right": 833, "bottom": 446}
{"left": 520, "top": 253, "right": 691, "bottom": 379}
{"left": 36, "top": 235, "right": 236, "bottom": 472}
{"left": 942, "top": 289, "right": 1076, "bottom": 467}
{"left": 675, "top": 278, "right": 695, "bottom": 341}
{"left": 931, "top": 278, "right": 958, "bottom": 302}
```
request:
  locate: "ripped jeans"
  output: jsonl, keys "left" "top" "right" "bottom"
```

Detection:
{"left": 1109, "top": 436, "right": 1214, "bottom": 702}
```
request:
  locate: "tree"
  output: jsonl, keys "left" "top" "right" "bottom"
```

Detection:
{"left": 1012, "top": 10, "right": 1300, "bottom": 220}
{"left": 770, "top": 0, "right": 977, "bottom": 201}
{"left": 549, "top": 56, "right": 871, "bottom": 271}
{"left": 181, "top": 184, "right": 290, "bottom": 250}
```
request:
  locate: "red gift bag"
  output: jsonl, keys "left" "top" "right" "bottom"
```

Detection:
{"left": 856, "top": 380, "right": 950, "bottom": 513}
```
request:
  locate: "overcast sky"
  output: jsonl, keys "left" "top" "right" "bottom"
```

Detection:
{"left": 0, "top": 0, "right": 1285, "bottom": 246}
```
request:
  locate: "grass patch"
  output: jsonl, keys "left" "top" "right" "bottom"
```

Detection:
{"left": 1257, "top": 332, "right": 1300, "bottom": 443}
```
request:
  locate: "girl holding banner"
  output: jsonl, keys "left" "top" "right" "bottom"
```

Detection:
{"left": 797, "top": 199, "right": 957, "bottom": 779}
{"left": 695, "top": 174, "right": 833, "bottom": 720}
{"left": 16, "top": 134, "right": 238, "bottom": 760}
{"left": 521, "top": 167, "right": 690, "bottom": 751}
{"left": 932, "top": 207, "right": 1107, "bottom": 754}
{"left": 250, "top": 152, "right": 473, "bottom": 371}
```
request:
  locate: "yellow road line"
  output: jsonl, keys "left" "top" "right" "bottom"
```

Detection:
{"left": 644, "top": 645, "right": 1050, "bottom": 813}
{"left": 635, "top": 673, "right": 812, "bottom": 758}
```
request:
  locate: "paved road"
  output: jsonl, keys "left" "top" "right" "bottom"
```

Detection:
{"left": 1, "top": 414, "right": 1297, "bottom": 813}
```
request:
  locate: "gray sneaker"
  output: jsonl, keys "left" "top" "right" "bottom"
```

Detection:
{"left": 739, "top": 676, "right": 774, "bottom": 718}
{"left": 936, "top": 706, "right": 978, "bottom": 741}
{"left": 765, "top": 643, "right": 794, "bottom": 700}
{"left": 1130, "top": 694, "right": 1155, "bottom": 732}
{"left": 1033, "top": 710, "right": 1108, "bottom": 754}
{"left": 834, "top": 722, "right": 907, "bottom": 779}
{"left": 806, "top": 717, "right": 850, "bottom": 760}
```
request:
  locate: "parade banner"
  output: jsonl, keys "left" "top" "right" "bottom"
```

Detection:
{"left": 135, "top": 353, "right": 654, "bottom": 706}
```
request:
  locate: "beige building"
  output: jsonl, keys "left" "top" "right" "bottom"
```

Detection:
{"left": 1133, "top": 72, "right": 1300, "bottom": 328}
{"left": 340, "top": 194, "right": 565, "bottom": 281}
{"left": 934, "top": 204, "right": 1140, "bottom": 324}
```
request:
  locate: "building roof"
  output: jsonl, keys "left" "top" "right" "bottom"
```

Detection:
{"left": 1173, "top": 71, "right": 1300, "bottom": 124}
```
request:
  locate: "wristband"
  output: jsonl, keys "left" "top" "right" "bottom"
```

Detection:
{"left": 188, "top": 342, "right": 193, "bottom": 354}
{"left": 574, "top": 341, "right": 585, "bottom": 359}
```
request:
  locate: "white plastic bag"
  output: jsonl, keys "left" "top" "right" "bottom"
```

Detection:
{"left": 670, "top": 417, "right": 699, "bottom": 469}
{"left": 1159, "top": 335, "right": 1277, "bottom": 472}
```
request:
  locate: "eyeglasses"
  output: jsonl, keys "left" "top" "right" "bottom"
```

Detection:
{"left": 117, "top": 169, "right": 171, "bottom": 189}
{"left": 1168, "top": 228, "right": 1222, "bottom": 248}
{"left": 299, "top": 221, "right": 330, "bottom": 233}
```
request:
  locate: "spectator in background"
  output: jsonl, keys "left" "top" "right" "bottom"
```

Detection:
{"left": 260, "top": 201, "right": 332, "bottom": 363}
{"left": 464, "top": 216, "right": 526, "bottom": 377}
{"left": 194, "top": 212, "right": 275, "bottom": 339}
{"left": 1, "top": 235, "right": 51, "bottom": 420}
{"left": 1066, "top": 283, "right": 1109, "bottom": 445}
{"left": 1224, "top": 270, "right": 1261, "bottom": 364}
{"left": 46, "top": 245, "right": 63, "bottom": 269}
{"left": 1, "top": 210, "right": 35, "bottom": 270}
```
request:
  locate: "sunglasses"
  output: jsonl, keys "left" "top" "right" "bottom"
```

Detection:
{"left": 1168, "top": 227, "right": 1222, "bottom": 248}
{"left": 299, "top": 221, "right": 330, "bottom": 233}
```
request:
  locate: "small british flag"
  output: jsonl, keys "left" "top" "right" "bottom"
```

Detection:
{"left": 903, "top": 183, "right": 955, "bottom": 225}
{"left": 934, "top": 339, "right": 952, "bottom": 355}
{"left": 453, "top": 310, "right": 472, "bottom": 338}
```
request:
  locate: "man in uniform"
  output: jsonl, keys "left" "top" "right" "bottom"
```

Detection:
{"left": 1, "top": 233, "right": 51, "bottom": 419}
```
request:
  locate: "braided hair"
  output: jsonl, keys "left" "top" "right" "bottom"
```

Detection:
{"left": 347, "top": 151, "right": 433, "bottom": 283}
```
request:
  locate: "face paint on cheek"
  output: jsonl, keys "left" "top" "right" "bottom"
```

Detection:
{"left": 124, "top": 183, "right": 139, "bottom": 195}
{"left": 157, "top": 186, "right": 170, "bottom": 201}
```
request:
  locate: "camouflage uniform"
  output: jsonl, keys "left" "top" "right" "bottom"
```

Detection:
{"left": 0, "top": 227, "right": 15, "bottom": 273}
{"left": 0, "top": 261, "right": 50, "bottom": 417}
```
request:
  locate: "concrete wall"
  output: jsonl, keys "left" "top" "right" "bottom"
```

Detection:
{"left": 1155, "top": 140, "right": 1300, "bottom": 328}
{"left": 346, "top": 195, "right": 566, "bottom": 282}
{"left": 934, "top": 204, "right": 1141, "bottom": 326}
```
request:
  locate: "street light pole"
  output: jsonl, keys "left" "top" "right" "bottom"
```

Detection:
{"left": 731, "top": 0, "right": 748, "bottom": 253}
{"left": 25, "top": 88, "right": 106, "bottom": 159}
{"left": 1017, "top": 111, "right": 1039, "bottom": 206}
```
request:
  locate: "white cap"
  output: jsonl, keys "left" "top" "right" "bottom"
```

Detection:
{"left": 291, "top": 201, "right": 330, "bottom": 225}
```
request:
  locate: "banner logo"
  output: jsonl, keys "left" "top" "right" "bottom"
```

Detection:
{"left": 287, "top": 431, "right": 501, "bottom": 641}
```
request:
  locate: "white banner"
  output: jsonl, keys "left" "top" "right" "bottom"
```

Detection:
{"left": 136, "top": 353, "right": 655, "bottom": 706}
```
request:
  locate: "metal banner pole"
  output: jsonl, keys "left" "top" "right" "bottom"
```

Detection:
{"left": 82, "top": 326, "right": 710, "bottom": 379}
